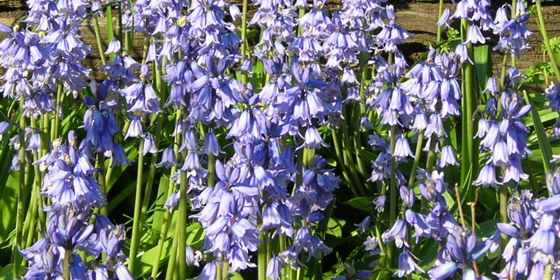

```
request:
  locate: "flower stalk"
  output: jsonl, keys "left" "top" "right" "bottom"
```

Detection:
{"left": 127, "top": 139, "right": 145, "bottom": 272}
{"left": 13, "top": 90, "right": 27, "bottom": 279}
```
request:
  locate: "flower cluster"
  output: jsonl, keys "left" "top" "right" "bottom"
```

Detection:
{"left": 23, "top": 131, "right": 134, "bottom": 280}
{"left": 474, "top": 72, "right": 532, "bottom": 188}
{"left": 492, "top": 168, "right": 560, "bottom": 280}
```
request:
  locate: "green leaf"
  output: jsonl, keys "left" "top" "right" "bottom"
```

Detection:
{"left": 0, "top": 173, "right": 19, "bottom": 243}
{"left": 524, "top": 108, "right": 557, "bottom": 127}
{"left": 149, "top": 175, "right": 171, "bottom": 244}
{"left": 107, "top": 139, "right": 139, "bottom": 194}
{"left": 0, "top": 126, "right": 17, "bottom": 243}
{"left": 473, "top": 45, "right": 492, "bottom": 92}
{"left": 326, "top": 218, "right": 346, "bottom": 238}
{"left": 524, "top": 90, "right": 553, "bottom": 173}
{"left": 343, "top": 197, "right": 374, "bottom": 212}
{"left": 0, "top": 264, "right": 24, "bottom": 280}
{"left": 131, "top": 235, "right": 173, "bottom": 278}
{"left": 252, "top": 58, "right": 265, "bottom": 90}
{"left": 229, "top": 272, "right": 244, "bottom": 280}
{"left": 108, "top": 177, "right": 136, "bottom": 213}
{"left": 186, "top": 222, "right": 205, "bottom": 246}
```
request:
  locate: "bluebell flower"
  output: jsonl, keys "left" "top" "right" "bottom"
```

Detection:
{"left": 301, "top": 126, "right": 328, "bottom": 150}
{"left": 394, "top": 135, "right": 414, "bottom": 159}
{"left": 524, "top": 212, "right": 556, "bottom": 254}
{"left": 395, "top": 251, "right": 424, "bottom": 277}
{"left": 376, "top": 17, "right": 411, "bottom": 53}
{"left": 400, "top": 186, "right": 416, "bottom": 208}
{"left": 142, "top": 134, "right": 158, "bottom": 156}
{"left": 418, "top": 170, "right": 447, "bottom": 202}
{"left": 156, "top": 147, "right": 178, "bottom": 169}
{"left": 364, "top": 235, "right": 381, "bottom": 255}
{"left": 120, "top": 81, "right": 161, "bottom": 115}
{"left": 428, "top": 262, "right": 460, "bottom": 280}
{"left": 382, "top": 220, "right": 408, "bottom": 248}
{"left": 438, "top": 145, "right": 459, "bottom": 169}
{"left": 105, "top": 39, "right": 121, "bottom": 55}
{"left": 39, "top": 132, "right": 106, "bottom": 211}
{"left": 372, "top": 195, "right": 386, "bottom": 212}
{"left": 203, "top": 131, "right": 222, "bottom": 156}
{"left": 195, "top": 262, "right": 217, "bottom": 280}
{"left": 125, "top": 115, "right": 144, "bottom": 139}
{"left": 492, "top": 1, "right": 532, "bottom": 58}
{"left": 111, "top": 144, "right": 131, "bottom": 167}
{"left": 355, "top": 216, "right": 371, "bottom": 234}
{"left": 473, "top": 165, "right": 500, "bottom": 188}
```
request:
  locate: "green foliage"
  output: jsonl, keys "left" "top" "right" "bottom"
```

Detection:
{"left": 343, "top": 197, "right": 374, "bottom": 213}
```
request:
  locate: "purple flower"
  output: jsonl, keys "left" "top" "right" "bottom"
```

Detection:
{"left": 400, "top": 186, "right": 416, "bottom": 208}
{"left": 372, "top": 195, "right": 386, "bottom": 212}
{"left": 438, "top": 145, "right": 459, "bottom": 169}
{"left": 355, "top": 216, "right": 371, "bottom": 234}
{"left": 195, "top": 262, "right": 217, "bottom": 280}
{"left": 364, "top": 235, "right": 381, "bottom": 255}
{"left": 395, "top": 251, "right": 424, "bottom": 277}
{"left": 428, "top": 262, "right": 460, "bottom": 280}
{"left": 156, "top": 147, "right": 178, "bottom": 169}
{"left": 301, "top": 126, "right": 328, "bottom": 150}
{"left": 266, "top": 255, "right": 283, "bottom": 280}
{"left": 524, "top": 213, "right": 556, "bottom": 254}
{"left": 473, "top": 165, "right": 500, "bottom": 188}
{"left": 39, "top": 132, "right": 106, "bottom": 211}
{"left": 466, "top": 25, "right": 486, "bottom": 44}
{"left": 203, "top": 131, "right": 222, "bottom": 156}
{"left": 394, "top": 135, "right": 414, "bottom": 159}
{"left": 382, "top": 220, "right": 408, "bottom": 248}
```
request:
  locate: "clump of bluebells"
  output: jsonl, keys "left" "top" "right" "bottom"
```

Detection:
{"left": 2, "top": 0, "right": 560, "bottom": 279}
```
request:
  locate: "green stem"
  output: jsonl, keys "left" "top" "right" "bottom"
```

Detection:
{"left": 149, "top": 55, "right": 169, "bottom": 245}
{"left": 93, "top": 16, "right": 107, "bottom": 65}
{"left": 340, "top": 109, "right": 367, "bottom": 197}
{"left": 118, "top": 2, "right": 124, "bottom": 53}
{"left": 165, "top": 217, "right": 181, "bottom": 280}
{"left": 426, "top": 135, "right": 437, "bottom": 173}
{"left": 150, "top": 189, "right": 174, "bottom": 278}
{"left": 203, "top": 126, "right": 216, "bottom": 188}
{"left": 460, "top": 20, "right": 477, "bottom": 190}
{"left": 258, "top": 228, "right": 268, "bottom": 280}
{"left": 97, "top": 153, "right": 108, "bottom": 217}
{"left": 13, "top": 90, "right": 27, "bottom": 279}
{"left": 331, "top": 128, "right": 359, "bottom": 197}
{"left": 24, "top": 118, "right": 42, "bottom": 249}
{"left": 389, "top": 126, "right": 398, "bottom": 225}
{"left": 217, "top": 262, "right": 223, "bottom": 280}
{"left": 24, "top": 175, "right": 38, "bottom": 249}
{"left": 240, "top": 0, "right": 249, "bottom": 84}
{"left": 535, "top": 0, "right": 560, "bottom": 81}
{"left": 177, "top": 168, "right": 188, "bottom": 280}
{"left": 510, "top": 0, "right": 517, "bottom": 68}
{"left": 298, "top": 7, "right": 305, "bottom": 37}
{"left": 303, "top": 148, "right": 315, "bottom": 166}
{"left": 436, "top": 0, "right": 444, "bottom": 44}
{"left": 407, "top": 132, "right": 424, "bottom": 189}
{"left": 51, "top": 83, "right": 63, "bottom": 141}
{"left": 128, "top": 139, "right": 145, "bottom": 272}
{"left": 63, "top": 247, "right": 72, "bottom": 280}
{"left": 387, "top": 125, "right": 398, "bottom": 267}
{"left": 139, "top": 115, "right": 163, "bottom": 241}
{"left": 106, "top": 5, "right": 116, "bottom": 62}
{"left": 352, "top": 56, "right": 370, "bottom": 183}
{"left": 499, "top": 185, "right": 508, "bottom": 224}
{"left": 151, "top": 153, "right": 180, "bottom": 278}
